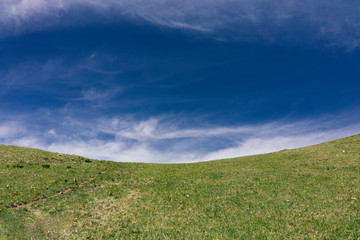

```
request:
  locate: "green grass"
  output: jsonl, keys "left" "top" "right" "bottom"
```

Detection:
{"left": 1, "top": 134, "right": 360, "bottom": 239}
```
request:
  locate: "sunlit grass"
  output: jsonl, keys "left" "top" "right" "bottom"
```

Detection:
{"left": 1, "top": 134, "right": 360, "bottom": 239}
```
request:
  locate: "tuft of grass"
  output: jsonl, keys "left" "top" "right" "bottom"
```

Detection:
{"left": 42, "top": 164, "right": 50, "bottom": 168}
{"left": 0, "top": 134, "right": 360, "bottom": 239}
{"left": 13, "top": 164, "right": 24, "bottom": 169}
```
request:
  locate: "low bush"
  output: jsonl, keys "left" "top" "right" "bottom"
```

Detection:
{"left": 13, "top": 164, "right": 24, "bottom": 168}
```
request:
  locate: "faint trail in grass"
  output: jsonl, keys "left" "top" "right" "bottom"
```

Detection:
{"left": 9, "top": 167, "right": 114, "bottom": 209}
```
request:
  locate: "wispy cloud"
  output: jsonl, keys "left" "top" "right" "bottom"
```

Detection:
{"left": 1, "top": 0, "right": 360, "bottom": 48}
{"left": 0, "top": 122, "right": 25, "bottom": 139}
{"left": 196, "top": 129, "right": 358, "bottom": 162}
{"left": 73, "top": 87, "right": 123, "bottom": 108}
{"left": 1, "top": 109, "right": 359, "bottom": 163}
{"left": 0, "top": 58, "right": 125, "bottom": 111}
{"left": 0, "top": 59, "right": 75, "bottom": 94}
{"left": 81, "top": 88, "right": 113, "bottom": 101}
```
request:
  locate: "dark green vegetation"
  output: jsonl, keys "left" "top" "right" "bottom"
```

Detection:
{"left": 1, "top": 134, "right": 360, "bottom": 239}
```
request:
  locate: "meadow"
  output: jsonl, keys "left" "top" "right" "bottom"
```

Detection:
{"left": 0, "top": 134, "right": 359, "bottom": 239}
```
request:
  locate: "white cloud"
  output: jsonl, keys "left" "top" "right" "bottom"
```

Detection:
{"left": 1, "top": 111, "right": 359, "bottom": 163}
{"left": 38, "top": 120, "right": 360, "bottom": 163}
{"left": 76, "top": 87, "right": 122, "bottom": 106}
{"left": 196, "top": 129, "right": 358, "bottom": 162}
{"left": 0, "top": 122, "right": 25, "bottom": 139}
{"left": 1, "top": 0, "right": 360, "bottom": 48}
{"left": 11, "top": 136, "right": 45, "bottom": 149}
{"left": 47, "top": 129, "right": 57, "bottom": 136}
{"left": 45, "top": 140, "right": 182, "bottom": 163}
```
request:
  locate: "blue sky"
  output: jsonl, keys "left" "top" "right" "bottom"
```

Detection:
{"left": 0, "top": 0, "right": 360, "bottom": 162}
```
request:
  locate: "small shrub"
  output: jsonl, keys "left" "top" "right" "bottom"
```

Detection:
{"left": 85, "top": 159, "right": 92, "bottom": 163}
{"left": 13, "top": 164, "right": 24, "bottom": 168}
{"left": 67, "top": 165, "right": 72, "bottom": 169}
{"left": 42, "top": 164, "right": 50, "bottom": 168}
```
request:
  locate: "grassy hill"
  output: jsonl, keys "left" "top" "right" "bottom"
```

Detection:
{"left": 0, "top": 134, "right": 359, "bottom": 239}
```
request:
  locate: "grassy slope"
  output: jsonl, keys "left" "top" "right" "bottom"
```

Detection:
{"left": 0, "top": 134, "right": 359, "bottom": 239}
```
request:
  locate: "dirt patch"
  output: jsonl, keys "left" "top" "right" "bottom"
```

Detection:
{"left": 9, "top": 168, "right": 112, "bottom": 209}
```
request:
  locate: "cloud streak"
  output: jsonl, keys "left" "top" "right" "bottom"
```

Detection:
{"left": 1, "top": 110, "right": 359, "bottom": 163}
{"left": 1, "top": 0, "right": 360, "bottom": 48}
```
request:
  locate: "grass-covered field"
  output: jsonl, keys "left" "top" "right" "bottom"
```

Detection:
{"left": 0, "top": 134, "right": 360, "bottom": 239}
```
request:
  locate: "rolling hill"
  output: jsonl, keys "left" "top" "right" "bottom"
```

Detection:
{"left": 0, "top": 134, "right": 360, "bottom": 239}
